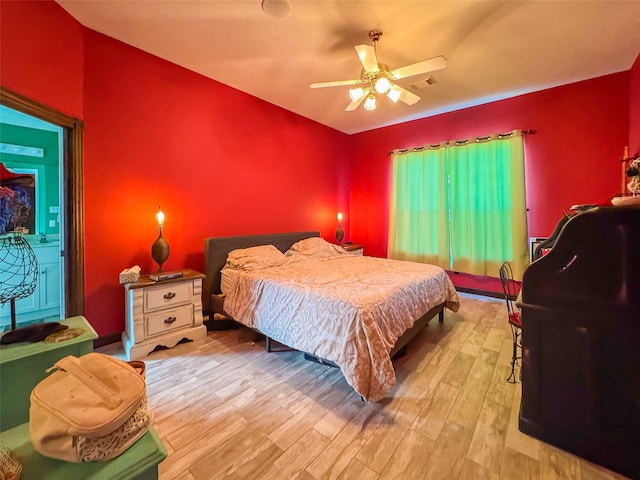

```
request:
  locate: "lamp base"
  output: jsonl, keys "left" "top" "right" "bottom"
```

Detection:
{"left": 335, "top": 224, "right": 345, "bottom": 245}
{"left": 151, "top": 232, "right": 170, "bottom": 271}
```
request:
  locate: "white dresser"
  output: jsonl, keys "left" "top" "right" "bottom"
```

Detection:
{"left": 122, "top": 269, "right": 207, "bottom": 360}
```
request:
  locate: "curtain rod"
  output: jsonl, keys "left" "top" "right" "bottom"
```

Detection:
{"left": 389, "top": 129, "right": 536, "bottom": 155}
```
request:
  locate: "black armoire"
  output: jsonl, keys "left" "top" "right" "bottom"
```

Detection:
{"left": 518, "top": 205, "right": 639, "bottom": 479}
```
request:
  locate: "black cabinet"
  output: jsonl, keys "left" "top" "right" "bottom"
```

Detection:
{"left": 518, "top": 206, "right": 640, "bottom": 479}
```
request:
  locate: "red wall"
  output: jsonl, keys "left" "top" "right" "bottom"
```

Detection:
{"left": 82, "top": 31, "right": 349, "bottom": 335}
{"left": 0, "top": 0, "right": 83, "bottom": 117}
{"left": 630, "top": 54, "right": 640, "bottom": 154}
{"left": 349, "top": 73, "right": 630, "bottom": 264}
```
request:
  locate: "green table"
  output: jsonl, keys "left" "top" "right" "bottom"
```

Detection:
{"left": 0, "top": 423, "right": 166, "bottom": 480}
{"left": 0, "top": 316, "right": 98, "bottom": 430}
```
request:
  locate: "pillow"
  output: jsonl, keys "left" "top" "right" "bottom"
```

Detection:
{"left": 225, "top": 244, "right": 286, "bottom": 271}
{"left": 286, "top": 237, "right": 347, "bottom": 258}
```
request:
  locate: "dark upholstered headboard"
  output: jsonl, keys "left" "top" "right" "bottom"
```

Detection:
{"left": 202, "top": 231, "right": 320, "bottom": 315}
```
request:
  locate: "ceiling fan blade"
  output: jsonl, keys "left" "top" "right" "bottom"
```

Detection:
{"left": 345, "top": 94, "right": 367, "bottom": 112}
{"left": 389, "top": 55, "right": 447, "bottom": 80}
{"left": 392, "top": 84, "right": 421, "bottom": 105}
{"left": 354, "top": 44, "right": 379, "bottom": 73}
{"left": 310, "top": 79, "right": 364, "bottom": 88}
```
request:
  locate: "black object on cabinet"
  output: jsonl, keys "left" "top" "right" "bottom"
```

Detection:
{"left": 518, "top": 205, "right": 640, "bottom": 479}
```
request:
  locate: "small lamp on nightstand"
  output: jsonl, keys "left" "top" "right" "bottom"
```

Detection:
{"left": 151, "top": 206, "right": 170, "bottom": 272}
{"left": 335, "top": 212, "right": 345, "bottom": 245}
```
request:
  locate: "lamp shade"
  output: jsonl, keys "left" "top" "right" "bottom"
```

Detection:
{"left": 374, "top": 77, "right": 390, "bottom": 94}
{"left": 349, "top": 88, "right": 365, "bottom": 102}
{"left": 364, "top": 94, "right": 376, "bottom": 111}
{"left": 387, "top": 86, "right": 402, "bottom": 103}
{"left": 155, "top": 207, "right": 165, "bottom": 227}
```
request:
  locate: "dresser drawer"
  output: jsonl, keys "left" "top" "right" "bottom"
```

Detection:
{"left": 145, "top": 304, "right": 193, "bottom": 338}
{"left": 144, "top": 282, "right": 192, "bottom": 312}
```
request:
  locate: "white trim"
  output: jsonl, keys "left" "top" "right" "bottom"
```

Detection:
{"left": 0, "top": 142, "right": 44, "bottom": 158}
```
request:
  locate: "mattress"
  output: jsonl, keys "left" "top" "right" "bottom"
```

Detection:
{"left": 220, "top": 267, "right": 238, "bottom": 296}
{"left": 223, "top": 253, "right": 459, "bottom": 401}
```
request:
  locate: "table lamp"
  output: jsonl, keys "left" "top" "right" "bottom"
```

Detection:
{"left": 335, "top": 212, "right": 344, "bottom": 245}
{"left": 151, "top": 206, "right": 170, "bottom": 272}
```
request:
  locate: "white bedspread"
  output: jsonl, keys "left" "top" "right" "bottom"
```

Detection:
{"left": 223, "top": 254, "right": 460, "bottom": 401}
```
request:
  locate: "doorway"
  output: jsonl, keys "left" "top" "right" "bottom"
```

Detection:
{"left": 0, "top": 106, "right": 64, "bottom": 327}
{"left": 0, "top": 87, "right": 85, "bottom": 327}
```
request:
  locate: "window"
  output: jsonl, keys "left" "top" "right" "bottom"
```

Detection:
{"left": 388, "top": 130, "right": 529, "bottom": 280}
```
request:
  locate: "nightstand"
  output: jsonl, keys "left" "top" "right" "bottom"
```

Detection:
{"left": 122, "top": 269, "right": 207, "bottom": 360}
{"left": 342, "top": 244, "right": 364, "bottom": 255}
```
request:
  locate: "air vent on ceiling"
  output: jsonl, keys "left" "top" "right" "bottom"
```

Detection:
{"left": 409, "top": 75, "right": 438, "bottom": 91}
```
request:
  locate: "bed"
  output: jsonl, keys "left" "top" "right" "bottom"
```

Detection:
{"left": 203, "top": 231, "right": 460, "bottom": 401}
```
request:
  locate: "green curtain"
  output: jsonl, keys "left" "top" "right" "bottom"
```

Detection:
{"left": 388, "top": 145, "right": 449, "bottom": 269}
{"left": 388, "top": 131, "right": 528, "bottom": 280}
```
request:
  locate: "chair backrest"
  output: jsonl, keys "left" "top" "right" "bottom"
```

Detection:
{"left": 499, "top": 262, "right": 519, "bottom": 319}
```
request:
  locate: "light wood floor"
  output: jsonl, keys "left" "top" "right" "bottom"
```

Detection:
{"left": 99, "top": 293, "right": 629, "bottom": 480}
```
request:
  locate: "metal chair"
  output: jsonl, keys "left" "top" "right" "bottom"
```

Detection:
{"left": 499, "top": 262, "right": 522, "bottom": 383}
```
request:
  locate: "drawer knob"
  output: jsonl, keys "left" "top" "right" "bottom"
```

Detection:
{"left": 164, "top": 292, "right": 176, "bottom": 300}
{"left": 164, "top": 316, "right": 177, "bottom": 325}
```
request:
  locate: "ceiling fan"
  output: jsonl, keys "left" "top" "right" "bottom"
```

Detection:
{"left": 310, "top": 29, "right": 447, "bottom": 112}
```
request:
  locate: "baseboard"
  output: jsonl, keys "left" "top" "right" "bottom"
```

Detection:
{"left": 93, "top": 318, "right": 241, "bottom": 347}
{"left": 204, "top": 317, "right": 241, "bottom": 331}
{"left": 93, "top": 332, "right": 121, "bottom": 349}
{"left": 455, "top": 286, "right": 506, "bottom": 300}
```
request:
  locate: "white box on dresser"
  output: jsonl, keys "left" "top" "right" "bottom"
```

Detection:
{"left": 122, "top": 269, "right": 207, "bottom": 360}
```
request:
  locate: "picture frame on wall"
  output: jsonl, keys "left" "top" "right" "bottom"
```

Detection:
{"left": 0, "top": 163, "right": 38, "bottom": 235}
{"left": 529, "top": 237, "right": 549, "bottom": 263}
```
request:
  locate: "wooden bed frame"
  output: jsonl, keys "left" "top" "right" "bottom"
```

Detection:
{"left": 202, "top": 231, "right": 445, "bottom": 360}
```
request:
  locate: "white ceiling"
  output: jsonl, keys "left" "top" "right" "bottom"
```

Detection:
{"left": 56, "top": 0, "right": 640, "bottom": 135}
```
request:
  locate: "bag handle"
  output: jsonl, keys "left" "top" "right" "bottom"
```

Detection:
{"left": 53, "top": 356, "right": 123, "bottom": 408}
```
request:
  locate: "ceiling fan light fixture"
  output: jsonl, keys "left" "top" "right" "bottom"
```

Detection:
{"left": 349, "top": 87, "right": 365, "bottom": 102}
{"left": 387, "top": 86, "right": 402, "bottom": 103}
{"left": 310, "top": 29, "right": 445, "bottom": 113}
{"left": 364, "top": 94, "right": 377, "bottom": 111}
{"left": 374, "top": 77, "right": 390, "bottom": 94}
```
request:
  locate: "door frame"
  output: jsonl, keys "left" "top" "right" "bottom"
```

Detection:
{"left": 1, "top": 86, "right": 84, "bottom": 318}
